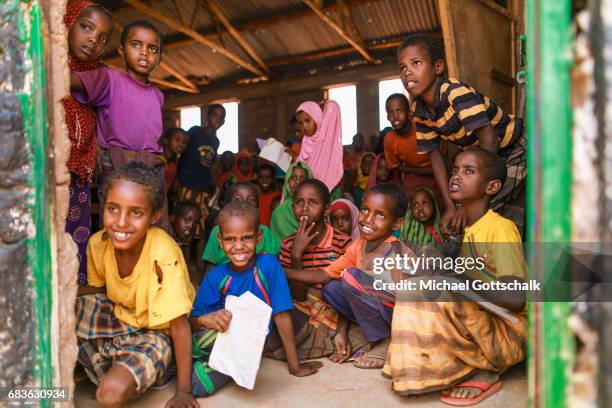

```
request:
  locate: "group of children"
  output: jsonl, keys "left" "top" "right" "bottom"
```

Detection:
{"left": 64, "top": 1, "right": 527, "bottom": 407}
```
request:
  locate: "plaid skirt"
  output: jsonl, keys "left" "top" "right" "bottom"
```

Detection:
{"left": 75, "top": 294, "right": 173, "bottom": 394}
{"left": 383, "top": 296, "right": 526, "bottom": 396}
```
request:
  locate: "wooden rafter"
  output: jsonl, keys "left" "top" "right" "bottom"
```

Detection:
{"left": 337, "top": 0, "right": 371, "bottom": 59}
{"left": 124, "top": 0, "right": 267, "bottom": 77}
{"left": 151, "top": 77, "right": 199, "bottom": 93}
{"left": 158, "top": 61, "right": 198, "bottom": 92}
{"left": 189, "top": 1, "right": 200, "bottom": 29}
{"left": 172, "top": 0, "right": 185, "bottom": 25}
{"left": 205, "top": 0, "right": 270, "bottom": 74}
{"left": 106, "top": 0, "right": 383, "bottom": 63}
{"left": 301, "top": 0, "right": 375, "bottom": 63}
{"left": 268, "top": 39, "right": 402, "bottom": 66}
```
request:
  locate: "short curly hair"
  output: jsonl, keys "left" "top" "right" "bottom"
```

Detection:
{"left": 218, "top": 201, "right": 260, "bottom": 234}
{"left": 100, "top": 161, "right": 166, "bottom": 213}
{"left": 458, "top": 147, "right": 507, "bottom": 184}
{"left": 398, "top": 32, "right": 445, "bottom": 65}
{"left": 365, "top": 182, "right": 409, "bottom": 219}
{"left": 120, "top": 20, "right": 163, "bottom": 55}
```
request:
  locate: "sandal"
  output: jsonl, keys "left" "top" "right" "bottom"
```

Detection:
{"left": 440, "top": 380, "right": 502, "bottom": 406}
{"left": 353, "top": 338, "right": 389, "bottom": 369}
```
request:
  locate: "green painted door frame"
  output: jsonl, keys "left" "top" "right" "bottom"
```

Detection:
{"left": 18, "top": 1, "right": 54, "bottom": 402}
{"left": 526, "top": 0, "right": 574, "bottom": 407}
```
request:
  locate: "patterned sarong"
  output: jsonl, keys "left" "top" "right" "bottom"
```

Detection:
{"left": 66, "top": 175, "right": 92, "bottom": 286}
{"left": 382, "top": 295, "right": 526, "bottom": 396}
{"left": 75, "top": 294, "right": 173, "bottom": 393}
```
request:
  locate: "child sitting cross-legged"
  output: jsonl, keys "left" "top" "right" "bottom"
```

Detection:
{"left": 76, "top": 162, "right": 197, "bottom": 408}
{"left": 285, "top": 182, "right": 414, "bottom": 369}
{"left": 277, "top": 179, "right": 367, "bottom": 362}
{"left": 190, "top": 201, "right": 322, "bottom": 397}
{"left": 202, "top": 181, "right": 280, "bottom": 271}
{"left": 383, "top": 147, "right": 527, "bottom": 406}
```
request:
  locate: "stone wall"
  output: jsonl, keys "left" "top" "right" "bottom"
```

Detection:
{"left": 0, "top": 1, "right": 38, "bottom": 392}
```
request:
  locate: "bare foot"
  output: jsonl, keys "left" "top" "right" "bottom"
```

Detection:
{"left": 444, "top": 370, "right": 500, "bottom": 400}
{"left": 329, "top": 331, "right": 352, "bottom": 363}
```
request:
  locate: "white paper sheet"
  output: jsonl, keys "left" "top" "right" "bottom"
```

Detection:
{"left": 258, "top": 137, "right": 292, "bottom": 172}
{"left": 209, "top": 291, "right": 272, "bottom": 390}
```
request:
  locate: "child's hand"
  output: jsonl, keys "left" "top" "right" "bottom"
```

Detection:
{"left": 289, "top": 361, "right": 323, "bottom": 377}
{"left": 291, "top": 217, "right": 319, "bottom": 258}
{"left": 165, "top": 391, "right": 199, "bottom": 408}
{"left": 198, "top": 310, "right": 232, "bottom": 332}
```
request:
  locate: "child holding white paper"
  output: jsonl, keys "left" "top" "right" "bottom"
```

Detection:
{"left": 189, "top": 201, "right": 321, "bottom": 397}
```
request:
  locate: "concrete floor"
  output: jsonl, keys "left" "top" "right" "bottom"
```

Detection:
{"left": 74, "top": 358, "right": 527, "bottom": 407}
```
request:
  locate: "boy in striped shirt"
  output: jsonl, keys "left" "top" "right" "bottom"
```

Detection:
{"left": 398, "top": 33, "right": 525, "bottom": 237}
{"left": 278, "top": 179, "right": 367, "bottom": 362}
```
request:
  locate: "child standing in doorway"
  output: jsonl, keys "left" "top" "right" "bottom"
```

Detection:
{"left": 64, "top": 0, "right": 114, "bottom": 285}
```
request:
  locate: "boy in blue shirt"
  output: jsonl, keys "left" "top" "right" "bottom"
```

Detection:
{"left": 190, "top": 201, "right": 321, "bottom": 397}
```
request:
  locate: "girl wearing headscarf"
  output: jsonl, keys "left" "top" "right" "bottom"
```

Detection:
{"left": 399, "top": 188, "right": 444, "bottom": 249}
{"left": 270, "top": 162, "right": 312, "bottom": 241}
{"left": 63, "top": 1, "right": 113, "bottom": 285}
{"left": 229, "top": 150, "right": 255, "bottom": 182}
{"left": 328, "top": 199, "right": 360, "bottom": 241}
{"left": 296, "top": 100, "right": 343, "bottom": 200}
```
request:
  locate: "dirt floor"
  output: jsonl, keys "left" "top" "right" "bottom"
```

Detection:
{"left": 74, "top": 358, "right": 526, "bottom": 407}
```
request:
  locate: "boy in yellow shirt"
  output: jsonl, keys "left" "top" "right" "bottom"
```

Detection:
{"left": 77, "top": 162, "right": 197, "bottom": 408}
{"left": 384, "top": 148, "right": 527, "bottom": 406}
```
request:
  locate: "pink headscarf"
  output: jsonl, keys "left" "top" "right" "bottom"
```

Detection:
{"left": 296, "top": 100, "right": 343, "bottom": 192}
{"left": 330, "top": 199, "right": 361, "bottom": 241}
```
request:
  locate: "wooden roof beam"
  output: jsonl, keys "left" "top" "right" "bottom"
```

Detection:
{"left": 150, "top": 77, "right": 199, "bottom": 93}
{"left": 158, "top": 61, "right": 198, "bottom": 92}
{"left": 205, "top": 0, "right": 270, "bottom": 74}
{"left": 105, "top": 0, "right": 383, "bottom": 62}
{"left": 301, "top": 0, "right": 375, "bottom": 63}
{"left": 124, "top": 0, "right": 267, "bottom": 77}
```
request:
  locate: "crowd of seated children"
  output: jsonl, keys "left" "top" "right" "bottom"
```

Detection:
{"left": 67, "top": 3, "right": 527, "bottom": 404}
{"left": 277, "top": 179, "right": 368, "bottom": 361}
{"left": 285, "top": 183, "right": 414, "bottom": 369}
{"left": 190, "top": 201, "right": 321, "bottom": 397}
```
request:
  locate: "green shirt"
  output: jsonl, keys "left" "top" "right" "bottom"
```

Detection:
{"left": 202, "top": 225, "right": 281, "bottom": 265}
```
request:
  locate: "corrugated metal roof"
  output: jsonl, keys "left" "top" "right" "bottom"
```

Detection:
{"left": 101, "top": 0, "right": 440, "bottom": 90}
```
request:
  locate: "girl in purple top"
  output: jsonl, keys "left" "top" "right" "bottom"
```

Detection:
{"left": 70, "top": 20, "right": 171, "bottom": 231}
